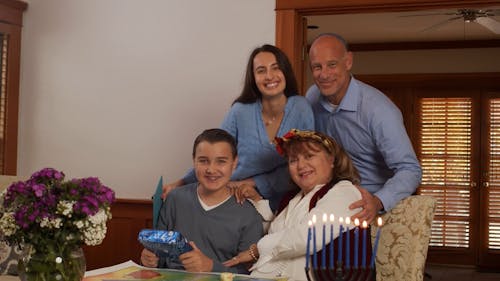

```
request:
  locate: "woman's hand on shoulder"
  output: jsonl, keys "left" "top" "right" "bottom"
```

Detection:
{"left": 162, "top": 179, "right": 184, "bottom": 199}
{"left": 228, "top": 179, "right": 262, "bottom": 204}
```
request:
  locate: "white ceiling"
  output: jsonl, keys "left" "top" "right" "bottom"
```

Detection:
{"left": 306, "top": 7, "right": 500, "bottom": 44}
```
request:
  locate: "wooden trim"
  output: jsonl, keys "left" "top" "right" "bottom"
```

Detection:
{"left": 275, "top": 0, "right": 500, "bottom": 90}
{"left": 276, "top": 10, "right": 305, "bottom": 94}
{"left": 307, "top": 39, "right": 500, "bottom": 52}
{"left": 0, "top": 0, "right": 27, "bottom": 26}
{"left": 0, "top": 0, "right": 26, "bottom": 175}
{"left": 349, "top": 39, "right": 500, "bottom": 51}
{"left": 276, "top": 0, "right": 500, "bottom": 14}
{"left": 356, "top": 72, "right": 500, "bottom": 87}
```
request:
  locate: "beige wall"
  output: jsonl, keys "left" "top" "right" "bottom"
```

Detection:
{"left": 18, "top": 0, "right": 275, "bottom": 199}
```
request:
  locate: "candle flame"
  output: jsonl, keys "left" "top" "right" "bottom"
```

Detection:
{"left": 322, "top": 213, "right": 327, "bottom": 223}
{"left": 329, "top": 214, "right": 335, "bottom": 222}
{"left": 312, "top": 214, "right": 317, "bottom": 224}
{"left": 308, "top": 220, "right": 312, "bottom": 226}
{"left": 377, "top": 217, "right": 383, "bottom": 226}
{"left": 362, "top": 220, "right": 368, "bottom": 228}
{"left": 339, "top": 217, "right": 344, "bottom": 223}
{"left": 354, "top": 218, "right": 360, "bottom": 226}
{"left": 345, "top": 217, "right": 351, "bottom": 225}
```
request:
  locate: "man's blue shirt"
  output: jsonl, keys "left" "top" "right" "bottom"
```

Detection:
{"left": 306, "top": 77, "right": 422, "bottom": 211}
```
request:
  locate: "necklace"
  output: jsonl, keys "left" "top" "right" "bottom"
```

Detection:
{"left": 262, "top": 111, "right": 283, "bottom": 126}
{"left": 263, "top": 115, "right": 277, "bottom": 126}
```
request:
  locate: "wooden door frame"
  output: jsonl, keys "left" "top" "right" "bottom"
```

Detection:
{"left": 0, "top": 0, "right": 27, "bottom": 175}
{"left": 275, "top": 0, "right": 500, "bottom": 91}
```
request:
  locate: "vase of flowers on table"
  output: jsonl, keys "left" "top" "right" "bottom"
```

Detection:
{"left": 0, "top": 168, "right": 115, "bottom": 281}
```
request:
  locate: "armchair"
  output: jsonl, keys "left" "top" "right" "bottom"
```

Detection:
{"left": 371, "top": 195, "right": 437, "bottom": 281}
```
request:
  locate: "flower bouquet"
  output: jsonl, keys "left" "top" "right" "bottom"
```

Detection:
{"left": 0, "top": 168, "right": 115, "bottom": 281}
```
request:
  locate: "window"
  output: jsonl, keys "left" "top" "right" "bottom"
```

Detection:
{"left": 418, "top": 97, "right": 472, "bottom": 248}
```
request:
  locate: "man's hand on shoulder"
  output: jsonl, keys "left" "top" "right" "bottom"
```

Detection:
{"left": 349, "top": 186, "right": 384, "bottom": 224}
{"left": 180, "top": 241, "right": 214, "bottom": 272}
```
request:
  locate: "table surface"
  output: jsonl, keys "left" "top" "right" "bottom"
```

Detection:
{"left": 0, "top": 275, "right": 19, "bottom": 281}
{"left": 83, "top": 261, "right": 278, "bottom": 281}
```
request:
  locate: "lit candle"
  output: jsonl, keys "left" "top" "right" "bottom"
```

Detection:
{"left": 329, "top": 214, "right": 335, "bottom": 268}
{"left": 306, "top": 220, "right": 312, "bottom": 269}
{"left": 312, "top": 215, "right": 318, "bottom": 269}
{"left": 345, "top": 217, "right": 351, "bottom": 269}
{"left": 338, "top": 217, "right": 343, "bottom": 263}
{"left": 370, "top": 217, "right": 383, "bottom": 268}
{"left": 362, "top": 220, "right": 368, "bottom": 268}
{"left": 354, "top": 218, "right": 360, "bottom": 268}
{"left": 321, "top": 213, "right": 327, "bottom": 268}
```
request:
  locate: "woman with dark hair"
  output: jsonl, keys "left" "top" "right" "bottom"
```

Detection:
{"left": 234, "top": 44, "right": 299, "bottom": 104}
{"left": 164, "top": 44, "right": 314, "bottom": 211}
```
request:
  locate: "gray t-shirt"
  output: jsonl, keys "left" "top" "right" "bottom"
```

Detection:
{"left": 158, "top": 183, "right": 263, "bottom": 274}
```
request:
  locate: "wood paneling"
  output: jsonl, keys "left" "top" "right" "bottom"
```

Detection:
{"left": 357, "top": 73, "right": 500, "bottom": 268}
{"left": 276, "top": 0, "right": 500, "bottom": 14}
{"left": 275, "top": 0, "right": 500, "bottom": 91}
{"left": 83, "top": 199, "right": 153, "bottom": 270}
{"left": 0, "top": 0, "right": 27, "bottom": 26}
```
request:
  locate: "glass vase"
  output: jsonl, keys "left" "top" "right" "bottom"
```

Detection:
{"left": 18, "top": 245, "right": 86, "bottom": 281}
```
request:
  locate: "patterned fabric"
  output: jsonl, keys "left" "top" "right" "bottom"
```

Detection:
{"left": 0, "top": 175, "right": 23, "bottom": 276}
{"left": 370, "top": 195, "right": 436, "bottom": 281}
{"left": 0, "top": 243, "right": 21, "bottom": 276}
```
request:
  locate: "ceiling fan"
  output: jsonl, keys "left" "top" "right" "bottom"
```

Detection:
{"left": 403, "top": 8, "right": 500, "bottom": 34}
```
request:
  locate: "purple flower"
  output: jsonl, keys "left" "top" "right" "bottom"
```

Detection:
{"left": 32, "top": 184, "right": 46, "bottom": 197}
{"left": 1, "top": 167, "right": 115, "bottom": 248}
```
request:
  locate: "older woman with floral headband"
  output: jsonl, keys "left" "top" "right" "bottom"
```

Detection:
{"left": 224, "top": 129, "right": 369, "bottom": 281}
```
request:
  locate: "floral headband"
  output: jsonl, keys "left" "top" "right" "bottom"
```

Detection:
{"left": 275, "top": 129, "right": 335, "bottom": 156}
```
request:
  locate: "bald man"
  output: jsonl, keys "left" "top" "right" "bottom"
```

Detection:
{"left": 306, "top": 33, "right": 422, "bottom": 223}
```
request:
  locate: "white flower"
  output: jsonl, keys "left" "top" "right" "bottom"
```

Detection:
{"left": 0, "top": 212, "right": 19, "bottom": 236}
{"left": 81, "top": 222, "right": 107, "bottom": 246}
{"left": 74, "top": 220, "right": 85, "bottom": 229}
{"left": 40, "top": 217, "right": 62, "bottom": 229}
{"left": 56, "top": 201, "right": 75, "bottom": 217}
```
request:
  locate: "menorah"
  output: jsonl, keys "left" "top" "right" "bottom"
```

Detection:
{"left": 304, "top": 215, "right": 382, "bottom": 281}
{"left": 305, "top": 263, "right": 375, "bottom": 281}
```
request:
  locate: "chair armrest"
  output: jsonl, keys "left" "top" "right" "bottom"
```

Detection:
{"left": 371, "top": 195, "right": 437, "bottom": 281}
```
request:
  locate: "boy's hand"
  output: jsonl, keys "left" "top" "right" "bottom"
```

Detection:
{"left": 180, "top": 241, "right": 213, "bottom": 272}
{"left": 140, "top": 248, "right": 159, "bottom": 268}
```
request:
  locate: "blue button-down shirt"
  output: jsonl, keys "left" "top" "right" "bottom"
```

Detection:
{"left": 306, "top": 77, "right": 422, "bottom": 211}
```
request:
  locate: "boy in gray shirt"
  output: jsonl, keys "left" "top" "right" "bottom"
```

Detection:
{"left": 140, "top": 129, "right": 263, "bottom": 274}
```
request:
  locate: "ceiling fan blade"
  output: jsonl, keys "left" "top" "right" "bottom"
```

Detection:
{"left": 476, "top": 17, "right": 500, "bottom": 34}
{"left": 420, "top": 16, "right": 463, "bottom": 33}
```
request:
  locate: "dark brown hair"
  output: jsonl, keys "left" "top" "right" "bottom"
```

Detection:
{"left": 192, "top": 128, "right": 237, "bottom": 159}
{"left": 233, "top": 44, "right": 298, "bottom": 104}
